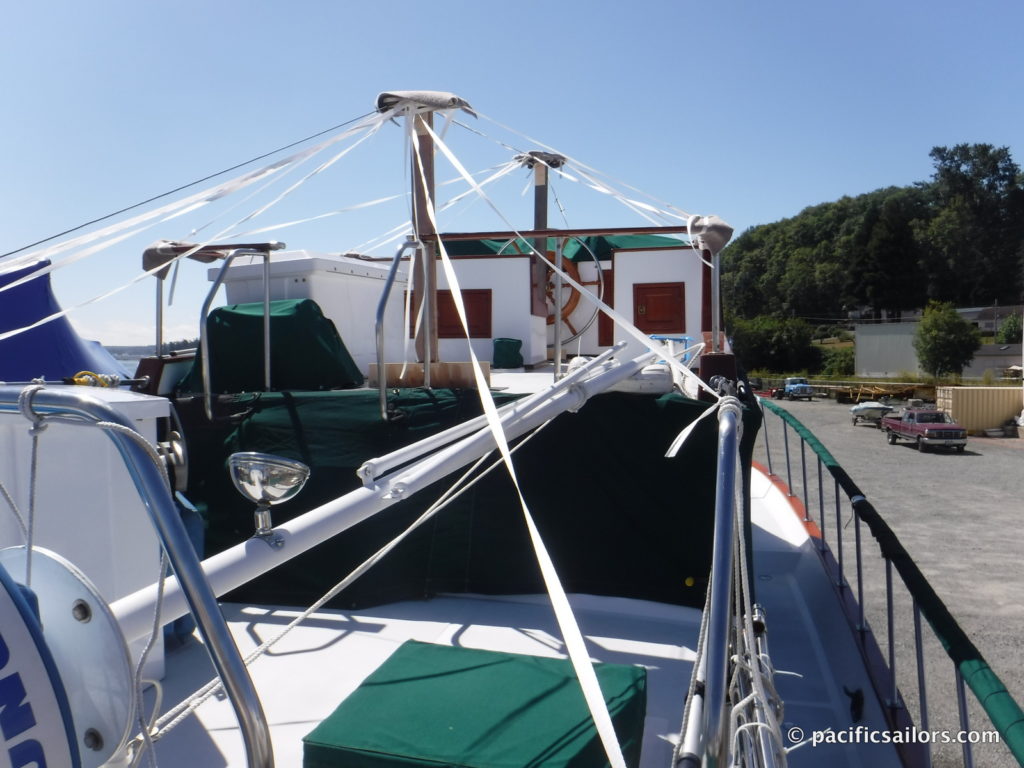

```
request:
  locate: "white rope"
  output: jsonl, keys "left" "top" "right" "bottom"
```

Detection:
{"left": 15, "top": 385, "right": 49, "bottom": 586}
{"left": 415, "top": 117, "right": 628, "bottom": 768}
{"left": 128, "top": 552, "right": 169, "bottom": 768}
{"left": 451, "top": 115, "right": 691, "bottom": 241}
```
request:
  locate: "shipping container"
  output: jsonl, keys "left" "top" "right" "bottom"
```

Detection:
{"left": 935, "top": 386, "right": 1023, "bottom": 435}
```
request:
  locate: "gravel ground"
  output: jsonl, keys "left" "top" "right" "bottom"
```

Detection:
{"left": 753, "top": 396, "right": 1023, "bottom": 768}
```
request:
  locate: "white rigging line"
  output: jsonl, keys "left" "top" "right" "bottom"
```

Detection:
{"left": 230, "top": 119, "right": 385, "bottom": 232}
{"left": 174, "top": 133, "right": 359, "bottom": 243}
{"left": 0, "top": 110, "right": 389, "bottom": 299}
{"left": 410, "top": 115, "right": 628, "bottom": 768}
{"left": 0, "top": 111, "right": 396, "bottom": 344}
{"left": 470, "top": 111, "right": 694, "bottom": 222}
{"left": 237, "top": 161, "right": 521, "bottom": 248}
{"left": 568, "top": 162, "right": 682, "bottom": 226}
{"left": 421, "top": 119, "right": 719, "bottom": 400}
{"left": 223, "top": 192, "right": 407, "bottom": 240}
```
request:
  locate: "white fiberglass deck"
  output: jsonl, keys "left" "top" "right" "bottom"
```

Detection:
{"left": 149, "top": 465, "right": 902, "bottom": 768}
{"left": 153, "top": 593, "right": 700, "bottom": 766}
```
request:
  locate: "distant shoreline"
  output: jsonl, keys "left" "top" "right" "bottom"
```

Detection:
{"left": 106, "top": 340, "right": 198, "bottom": 360}
{"left": 107, "top": 345, "right": 155, "bottom": 360}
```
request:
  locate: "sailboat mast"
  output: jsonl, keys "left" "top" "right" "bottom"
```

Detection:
{"left": 525, "top": 152, "right": 566, "bottom": 316}
{"left": 531, "top": 157, "right": 550, "bottom": 318}
{"left": 411, "top": 112, "right": 438, "bottom": 369}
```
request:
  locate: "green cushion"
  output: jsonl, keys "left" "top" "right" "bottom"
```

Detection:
{"left": 303, "top": 641, "right": 647, "bottom": 768}
{"left": 492, "top": 338, "right": 523, "bottom": 369}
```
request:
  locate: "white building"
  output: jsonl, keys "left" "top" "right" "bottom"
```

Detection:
{"left": 219, "top": 235, "right": 710, "bottom": 374}
{"left": 855, "top": 322, "right": 1023, "bottom": 378}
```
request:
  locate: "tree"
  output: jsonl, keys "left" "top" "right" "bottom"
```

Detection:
{"left": 912, "top": 301, "right": 981, "bottom": 379}
{"left": 821, "top": 346, "right": 855, "bottom": 377}
{"left": 995, "top": 312, "right": 1023, "bottom": 344}
{"left": 722, "top": 144, "right": 1024, "bottom": 324}
{"left": 729, "top": 315, "right": 820, "bottom": 373}
{"left": 915, "top": 144, "right": 1024, "bottom": 305}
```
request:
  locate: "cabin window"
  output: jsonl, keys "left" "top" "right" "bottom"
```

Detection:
{"left": 408, "top": 289, "right": 493, "bottom": 339}
{"left": 633, "top": 282, "right": 685, "bottom": 334}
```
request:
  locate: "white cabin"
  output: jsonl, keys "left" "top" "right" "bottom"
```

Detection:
{"left": 215, "top": 235, "right": 710, "bottom": 374}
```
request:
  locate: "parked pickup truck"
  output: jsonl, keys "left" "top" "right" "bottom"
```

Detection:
{"left": 772, "top": 376, "right": 814, "bottom": 400}
{"left": 882, "top": 408, "right": 967, "bottom": 452}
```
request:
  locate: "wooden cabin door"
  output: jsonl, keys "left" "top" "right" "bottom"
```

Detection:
{"left": 633, "top": 282, "right": 685, "bottom": 334}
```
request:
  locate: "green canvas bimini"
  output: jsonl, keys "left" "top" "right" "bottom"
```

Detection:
{"left": 303, "top": 641, "right": 648, "bottom": 768}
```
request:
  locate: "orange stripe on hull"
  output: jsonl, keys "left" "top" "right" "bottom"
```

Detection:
{"left": 751, "top": 460, "right": 823, "bottom": 540}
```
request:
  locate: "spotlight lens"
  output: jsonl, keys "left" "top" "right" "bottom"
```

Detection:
{"left": 228, "top": 452, "right": 310, "bottom": 506}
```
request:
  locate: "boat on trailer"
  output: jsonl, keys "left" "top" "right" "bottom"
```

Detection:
{"left": 850, "top": 401, "right": 893, "bottom": 427}
{"left": 0, "top": 91, "right": 1021, "bottom": 768}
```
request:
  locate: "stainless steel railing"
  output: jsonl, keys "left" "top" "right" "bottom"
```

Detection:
{"left": 199, "top": 242, "right": 285, "bottom": 421}
{"left": 375, "top": 238, "right": 422, "bottom": 419}
{"left": 676, "top": 398, "right": 746, "bottom": 768}
{"left": 758, "top": 398, "right": 1024, "bottom": 768}
{"left": 702, "top": 399, "right": 741, "bottom": 767}
{"left": 0, "top": 386, "right": 274, "bottom": 768}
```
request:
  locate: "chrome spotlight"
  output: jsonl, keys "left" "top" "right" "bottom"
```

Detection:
{"left": 228, "top": 452, "right": 310, "bottom": 547}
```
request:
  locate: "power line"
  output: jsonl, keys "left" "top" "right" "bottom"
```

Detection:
{"left": 1, "top": 111, "right": 376, "bottom": 259}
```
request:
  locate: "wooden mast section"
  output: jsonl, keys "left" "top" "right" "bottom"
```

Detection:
{"left": 375, "top": 90, "right": 477, "bottom": 388}
{"left": 411, "top": 111, "right": 438, "bottom": 369}
{"left": 516, "top": 151, "right": 568, "bottom": 318}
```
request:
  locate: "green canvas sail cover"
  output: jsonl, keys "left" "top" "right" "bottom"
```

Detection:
{"left": 179, "top": 298, "right": 362, "bottom": 394}
{"left": 303, "top": 640, "right": 647, "bottom": 768}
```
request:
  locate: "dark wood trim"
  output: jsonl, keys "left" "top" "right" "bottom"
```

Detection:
{"left": 605, "top": 245, "right": 696, "bottom": 254}
{"left": 372, "top": 243, "right": 696, "bottom": 263}
{"left": 701, "top": 254, "right": 713, "bottom": 332}
{"left": 598, "top": 266, "right": 615, "bottom": 346}
{"left": 433, "top": 225, "right": 692, "bottom": 242}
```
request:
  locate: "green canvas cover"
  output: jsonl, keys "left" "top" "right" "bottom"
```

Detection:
{"left": 184, "top": 387, "right": 760, "bottom": 612}
{"left": 302, "top": 641, "right": 647, "bottom": 768}
{"left": 179, "top": 298, "right": 362, "bottom": 394}
{"left": 492, "top": 337, "right": 523, "bottom": 369}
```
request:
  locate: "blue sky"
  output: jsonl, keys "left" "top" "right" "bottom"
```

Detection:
{"left": 2, "top": 0, "right": 1022, "bottom": 345}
